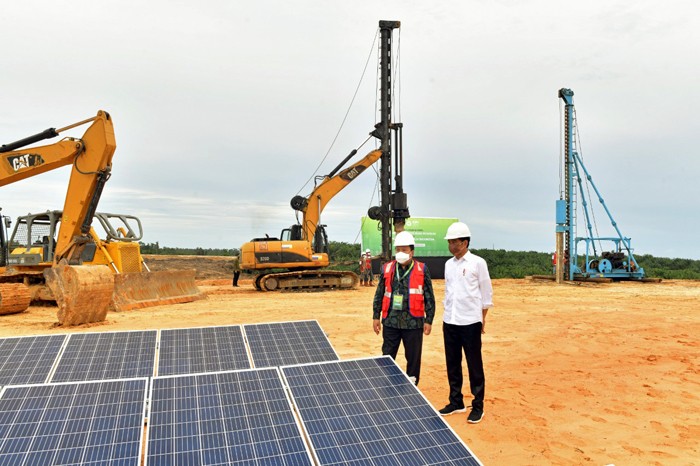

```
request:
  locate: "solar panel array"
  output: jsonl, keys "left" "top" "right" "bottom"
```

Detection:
{"left": 0, "top": 323, "right": 483, "bottom": 465}
{"left": 0, "top": 378, "right": 147, "bottom": 465}
{"left": 147, "top": 368, "right": 313, "bottom": 466}
{"left": 0, "top": 335, "right": 67, "bottom": 386}
{"left": 282, "top": 356, "right": 482, "bottom": 466}
{"left": 158, "top": 325, "right": 250, "bottom": 376}
{"left": 244, "top": 320, "right": 339, "bottom": 368}
{"left": 0, "top": 321, "right": 332, "bottom": 386}
{"left": 51, "top": 330, "right": 157, "bottom": 383}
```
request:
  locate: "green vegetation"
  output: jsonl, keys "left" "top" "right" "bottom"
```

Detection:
{"left": 470, "top": 249, "right": 700, "bottom": 279}
{"left": 469, "top": 249, "right": 553, "bottom": 279}
{"left": 633, "top": 254, "right": 700, "bottom": 280}
{"left": 138, "top": 241, "right": 700, "bottom": 280}
{"left": 139, "top": 242, "right": 237, "bottom": 256}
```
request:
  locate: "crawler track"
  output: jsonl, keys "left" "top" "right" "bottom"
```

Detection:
{"left": 255, "top": 270, "right": 359, "bottom": 292}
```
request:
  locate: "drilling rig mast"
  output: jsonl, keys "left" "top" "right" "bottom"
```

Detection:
{"left": 555, "top": 88, "right": 647, "bottom": 282}
{"left": 367, "top": 20, "right": 410, "bottom": 262}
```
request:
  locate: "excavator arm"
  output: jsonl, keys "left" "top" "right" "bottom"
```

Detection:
{"left": 291, "top": 148, "right": 382, "bottom": 243}
{"left": 1, "top": 112, "right": 203, "bottom": 322}
{"left": 0, "top": 111, "right": 116, "bottom": 263}
{"left": 241, "top": 148, "right": 382, "bottom": 291}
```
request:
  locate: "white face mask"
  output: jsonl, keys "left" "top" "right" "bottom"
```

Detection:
{"left": 395, "top": 251, "right": 411, "bottom": 265}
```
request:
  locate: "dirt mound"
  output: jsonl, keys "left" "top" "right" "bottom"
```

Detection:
{"left": 142, "top": 254, "right": 234, "bottom": 280}
{"left": 1, "top": 255, "right": 699, "bottom": 465}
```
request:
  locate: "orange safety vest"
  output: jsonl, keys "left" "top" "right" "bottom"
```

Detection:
{"left": 381, "top": 260, "right": 425, "bottom": 319}
{"left": 361, "top": 255, "right": 372, "bottom": 271}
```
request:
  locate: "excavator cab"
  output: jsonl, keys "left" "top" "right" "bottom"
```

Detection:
{"left": 281, "top": 225, "right": 303, "bottom": 241}
{"left": 6, "top": 211, "right": 60, "bottom": 265}
{"left": 280, "top": 224, "right": 329, "bottom": 254}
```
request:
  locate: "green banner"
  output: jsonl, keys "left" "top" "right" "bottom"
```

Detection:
{"left": 360, "top": 217, "right": 458, "bottom": 257}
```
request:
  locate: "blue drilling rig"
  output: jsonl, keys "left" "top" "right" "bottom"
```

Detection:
{"left": 554, "top": 88, "right": 646, "bottom": 282}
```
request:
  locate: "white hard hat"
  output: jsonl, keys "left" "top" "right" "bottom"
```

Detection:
{"left": 394, "top": 231, "right": 415, "bottom": 247}
{"left": 444, "top": 222, "right": 471, "bottom": 240}
{"left": 365, "top": 249, "right": 371, "bottom": 253}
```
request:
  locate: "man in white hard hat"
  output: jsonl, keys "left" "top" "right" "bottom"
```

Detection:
{"left": 359, "top": 248, "right": 374, "bottom": 286}
{"left": 438, "top": 221, "right": 493, "bottom": 424}
{"left": 372, "top": 231, "right": 435, "bottom": 385}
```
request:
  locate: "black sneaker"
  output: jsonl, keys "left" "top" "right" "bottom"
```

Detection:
{"left": 467, "top": 409, "right": 484, "bottom": 424}
{"left": 438, "top": 404, "right": 466, "bottom": 416}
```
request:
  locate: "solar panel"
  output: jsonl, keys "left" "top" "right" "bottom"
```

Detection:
{"left": 157, "top": 325, "right": 250, "bottom": 377}
{"left": 50, "top": 330, "right": 157, "bottom": 383}
{"left": 0, "top": 335, "right": 67, "bottom": 386}
{"left": 281, "top": 356, "right": 483, "bottom": 466}
{"left": 0, "top": 378, "right": 148, "bottom": 465}
{"left": 244, "top": 320, "right": 339, "bottom": 368}
{"left": 146, "top": 368, "right": 313, "bottom": 466}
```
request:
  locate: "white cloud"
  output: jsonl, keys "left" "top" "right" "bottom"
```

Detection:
{"left": 2, "top": 0, "right": 698, "bottom": 259}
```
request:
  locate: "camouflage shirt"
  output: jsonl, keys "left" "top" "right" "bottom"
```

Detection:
{"left": 372, "top": 260, "right": 435, "bottom": 329}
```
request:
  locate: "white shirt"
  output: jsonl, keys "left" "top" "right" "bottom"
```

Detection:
{"left": 443, "top": 251, "right": 494, "bottom": 326}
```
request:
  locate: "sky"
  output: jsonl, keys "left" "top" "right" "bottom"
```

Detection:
{"left": 2, "top": 0, "right": 699, "bottom": 259}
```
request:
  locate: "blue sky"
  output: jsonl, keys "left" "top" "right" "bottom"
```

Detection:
{"left": 2, "top": 0, "right": 698, "bottom": 259}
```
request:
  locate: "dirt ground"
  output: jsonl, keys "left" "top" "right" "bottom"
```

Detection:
{"left": 1, "top": 255, "right": 698, "bottom": 466}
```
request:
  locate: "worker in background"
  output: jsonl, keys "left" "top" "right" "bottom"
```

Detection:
{"left": 359, "top": 249, "right": 374, "bottom": 286}
{"left": 231, "top": 253, "right": 241, "bottom": 287}
{"left": 372, "top": 231, "right": 435, "bottom": 385}
{"left": 439, "top": 221, "right": 493, "bottom": 424}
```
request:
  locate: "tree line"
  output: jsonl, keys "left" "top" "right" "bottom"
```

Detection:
{"left": 138, "top": 241, "right": 700, "bottom": 280}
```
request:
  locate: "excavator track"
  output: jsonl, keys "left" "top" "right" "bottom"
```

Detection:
{"left": 256, "top": 270, "right": 359, "bottom": 292}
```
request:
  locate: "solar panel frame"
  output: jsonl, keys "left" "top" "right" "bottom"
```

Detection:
{"left": 146, "top": 368, "right": 314, "bottom": 466}
{"left": 281, "top": 356, "right": 483, "bottom": 466}
{"left": 0, "top": 334, "right": 68, "bottom": 387}
{"left": 157, "top": 325, "right": 251, "bottom": 377}
{"left": 243, "top": 319, "right": 339, "bottom": 368}
{"left": 0, "top": 377, "right": 148, "bottom": 465}
{"left": 49, "top": 330, "right": 158, "bottom": 383}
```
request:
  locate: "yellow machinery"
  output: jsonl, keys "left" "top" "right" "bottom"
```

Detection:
{"left": 240, "top": 21, "right": 410, "bottom": 291}
{"left": 241, "top": 148, "right": 382, "bottom": 291}
{"left": 0, "top": 111, "right": 203, "bottom": 321}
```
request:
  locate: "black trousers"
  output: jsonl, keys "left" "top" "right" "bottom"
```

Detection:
{"left": 232, "top": 271, "right": 240, "bottom": 286}
{"left": 382, "top": 326, "right": 423, "bottom": 385}
{"left": 443, "top": 322, "right": 485, "bottom": 411}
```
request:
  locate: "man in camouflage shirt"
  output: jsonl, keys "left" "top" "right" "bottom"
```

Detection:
{"left": 372, "top": 231, "right": 435, "bottom": 385}
{"left": 231, "top": 254, "right": 241, "bottom": 287}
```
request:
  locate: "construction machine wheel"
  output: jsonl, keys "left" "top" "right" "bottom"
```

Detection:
{"left": 254, "top": 274, "right": 265, "bottom": 291}
{"left": 263, "top": 277, "right": 279, "bottom": 291}
{"left": 0, "top": 283, "right": 32, "bottom": 315}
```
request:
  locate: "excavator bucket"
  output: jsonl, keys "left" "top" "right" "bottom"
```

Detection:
{"left": 44, "top": 263, "right": 115, "bottom": 326}
{"left": 109, "top": 269, "right": 205, "bottom": 312}
{"left": 0, "top": 283, "right": 32, "bottom": 315}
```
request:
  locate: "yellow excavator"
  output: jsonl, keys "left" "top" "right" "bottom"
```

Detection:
{"left": 240, "top": 148, "right": 382, "bottom": 291}
{"left": 0, "top": 111, "right": 203, "bottom": 323}
{"left": 240, "top": 20, "right": 410, "bottom": 292}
